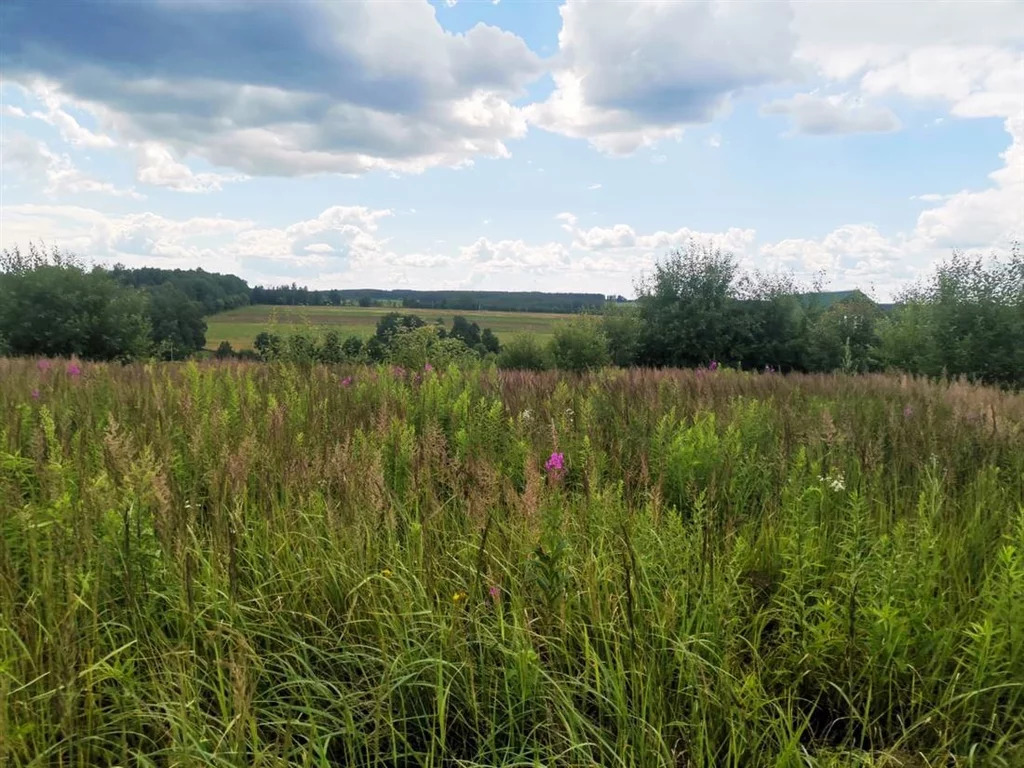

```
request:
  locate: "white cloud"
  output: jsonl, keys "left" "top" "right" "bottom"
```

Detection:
{"left": 528, "top": 0, "right": 797, "bottom": 153}
{"left": 135, "top": 142, "right": 245, "bottom": 193}
{"left": 4, "top": 1, "right": 543, "bottom": 177}
{"left": 1, "top": 133, "right": 143, "bottom": 198}
{"left": 587, "top": 183, "right": 602, "bottom": 190}
{"left": 707, "top": 134, "right": 722, "bottom": 148}
{"left": 762, "top": 92, "right": 901, "bottom": 134}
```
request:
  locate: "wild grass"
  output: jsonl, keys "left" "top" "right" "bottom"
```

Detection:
{"left": 1, "top": 360, "right": 1022, "bottom": 767}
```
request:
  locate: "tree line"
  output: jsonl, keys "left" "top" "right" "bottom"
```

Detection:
{"left": 2, "top": 241, "right": 1020, "bottom": 387}
{"left": 493, "top": 242, "right": 1021, "bottom": 387}
{"left": 250, "top": 285, "right": 607, "bottom": 313}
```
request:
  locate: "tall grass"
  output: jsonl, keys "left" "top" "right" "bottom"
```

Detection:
{"left": 1, "top": 359, "right": 1022, "bottom": 767}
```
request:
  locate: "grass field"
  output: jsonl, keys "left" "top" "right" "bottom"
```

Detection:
{"left": 205, "top": 305, "right": 574, "bottom": 350}
{"left": 2, "top": 360, "right": 1024, "bottom": 766}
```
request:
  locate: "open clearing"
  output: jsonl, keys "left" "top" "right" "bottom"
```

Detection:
{"left": 205, "top": 304, "right": 574, "bottom": 349}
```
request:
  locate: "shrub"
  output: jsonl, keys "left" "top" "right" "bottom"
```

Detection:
{"left": 548, "top": 315, "right": 610, "bottom": 372}
{"left": 497, "top": 334, "right": 551, "bottom": 370}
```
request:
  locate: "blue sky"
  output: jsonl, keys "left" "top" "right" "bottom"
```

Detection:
{"left": 1, "top": 1, "right": 1021, "bottom": 300}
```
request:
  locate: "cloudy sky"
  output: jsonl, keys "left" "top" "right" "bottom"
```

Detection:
{"left": 1, "top": 0, "right": 1021, "bottom": 299}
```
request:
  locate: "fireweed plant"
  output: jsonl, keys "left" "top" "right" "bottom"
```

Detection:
{"left": 1, "top": 359, "right": 1023, "bottom": 767}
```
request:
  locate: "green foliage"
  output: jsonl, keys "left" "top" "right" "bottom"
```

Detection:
{"left": 883, "top": 248, "right": 1023, "bottom": 386}
{"left": 600, "top": 304, "right": 642, "bottom": 366}
{"left": 387, "top": 325, "right": 477, "bottom": 369}
{"left": 497, "top": 333, "right": 552, "bottom": 370}
{"left": 635, "top": 241, "right": 740, "bottom": 367}
{"left": 214, "top": 340, "right": 235, "bottom": 359}
{"left": 146, "top": 282, "right": 207, "bottom": 360}
{"left": 111, "top": 264, "right": 250, "bottom": 314}
{"left": 0, "top": 246, "right": 151, "bottom": 361}
{"left": 548, "top": 314, "right": 610, "bottom": 371}
{"left": 1, "top": 362, "right": 1022, "bottom": 766}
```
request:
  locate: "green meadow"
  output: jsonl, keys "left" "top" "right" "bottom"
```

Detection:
{"left": 2, "top": 359, "right": 1023, "bottom": 766}
{"left": 205, "top": 305, "right": 573, "bottom": 350}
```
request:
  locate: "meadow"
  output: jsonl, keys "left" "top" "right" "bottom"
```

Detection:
{"left": 1, "top": 359, "right": 1023, "bottom": 767}
{"left": 205, "top": 305, "right": 573, "bottom": 350}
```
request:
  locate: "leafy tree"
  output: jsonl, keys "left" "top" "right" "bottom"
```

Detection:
{"left": 450, "top": 315, "right": 482, "bottom": 348}
{"left": 214, "top": 341, "right": 235, "bottom": 359}
{"left": 600, "top": 305, "right": 642, "bottom": 367}
{"left": 341, "top": 335, "right": 365, "bottom": 360}
{"left": 806, "top": 296, "right": 882, "bottom": 373}
{"left": 890, "top": 248, "right": 1023, "bottom": 385}
{"left": 480, "top": 327, "right": 501, "bottom": 354}
{"left": 375, "top": 313, "right": 425, "bottom": 343}
{"left": 319, "top": 331, "right": 344, "bottom": 364}
{"left": 548, "top": 315, "right": 610, "bottom": 372}
{"left": 634, "top": 242, "right": 739, "bottom": 367}
{"left": 497, "top": 334, "right": 551, "bottom": 371}
{"left": 387, "top": 325, "right": 475, "bottom": 370}
{"left": 147, "top": 282, "right": 207, "bottom": 360}
{"left": 0, "top": 247, "right": 151, "bottom": 361}
{"left": 253, "top": 332, "right": 282, "bottom": 361}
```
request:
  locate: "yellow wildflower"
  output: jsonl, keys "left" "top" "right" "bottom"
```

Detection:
{"left": 381, "top": 569, "right": 393, "bottom": 578}
{"left": 452, "top": 591, "right": 468, "bottom": 604}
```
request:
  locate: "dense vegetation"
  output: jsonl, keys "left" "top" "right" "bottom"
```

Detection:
{"left": 237, "top": 312, "right": 502, "bottom": 367}
{"left": 2, "top": 241, "right": 1021, "bottom": 388}
{"left": 0, "top": 245, "right": 207, "bottom": 361}
{"left": 2, "top": 360, "right": 1022, "bottom": 766}
{"left": 111, "top": 265, "right": 251, "bottom": 316}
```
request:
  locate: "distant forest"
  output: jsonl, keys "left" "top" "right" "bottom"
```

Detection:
{"left": 109, "top": 265, "right": 609, "bottom": 314}
{"left": 250, "top": 285, "right": 610, "bottom": 313}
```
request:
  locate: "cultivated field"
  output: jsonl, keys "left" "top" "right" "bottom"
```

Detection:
{"left": 205, "top": 305, "right": 574, "bottom": 350}
{"left": 2, "top": 360, "right": 1023, "bottom": 766}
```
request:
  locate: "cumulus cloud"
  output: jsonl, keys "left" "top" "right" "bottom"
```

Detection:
{"left": 762, "top": 92, "right": 901, "bottom": 134}
{"left": 528, "top": 0, "right": 797, "bottom": 153}
{"left": 1, "top": 133, "right": 143, "bottom": 198}
{"left": 135, "top": 142, "right": 245, "bottom": 193}
{"left": 1, "top": 0, "right": 543, "bottom": 176}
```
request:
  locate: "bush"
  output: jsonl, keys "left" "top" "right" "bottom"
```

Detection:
{"left": 497, "top": 334, "right": 551, "bottom": 371}
{"left": 548, "top": 315, "right": 610, "bottom": 372}
{"left": 214, "top": 341, "right": 235, "bottom": 359}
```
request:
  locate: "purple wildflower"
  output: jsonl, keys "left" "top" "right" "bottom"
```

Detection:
{"left": 391, "top": 365, "right": 405, "bottom": 378}
{"left": 903, "top": 405, "right": 913, "bottom": 418}
{"left": 489, "top": 585, "right": 501, "bottom": 603}
{"left": 424, "top": 362, "right": 434, "bottom": 372}
{"left": 66, "top": 362, "right": 82, "bottom": 377}
{"left": 37, "top": 359, "right": 52, "bottom": 373}
{"left": 340, "top": 376, "right": 353, "bottom": 388}
{"left": 708, "top": 360, "right": 719, "bottom": 372}
{"left": 31, "top": 389, "right": 41, "bottom": 400}
{"left": 545, "top": 451, "right": 566, "bottom": 480}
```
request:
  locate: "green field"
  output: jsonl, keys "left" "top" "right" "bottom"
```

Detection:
{"left": 206, "top": 305, "right": 574, "bottom": 349}
{"left": 3, "top": 360, "right": 1023, "bottom": 766}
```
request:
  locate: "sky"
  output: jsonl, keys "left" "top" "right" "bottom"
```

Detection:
{"left": 0, "top": 0, "right": 1021, "bottom": 301}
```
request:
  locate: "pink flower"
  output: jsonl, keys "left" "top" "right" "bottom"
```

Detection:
{"left": 66, "top": 362, "right": 82, "bottom": 377}
{"left": 391, "top": 365, "right": 406, "bottom": 378}
{"left": 708, "top": 360, "right": 719, "bottom": 372}
{"left": 340, "top": 376, "right": 353, "bottom": 388}
{"left": 31, "top": 389, "right": 41, "bottom": 400}
{"left": 545, "top": 451, "right": 566, "bottom": 480}
{"left": 489, "top": 585, "right": 501, "bottom": 603}
{"left": 903, "top": 405, "right": 913, "bottom": 418}
{"left": 37, "top": 359, "right": 52, "bottom": 372}
{"left": 424, "top": 362, "right": 434, "bottom": 372}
